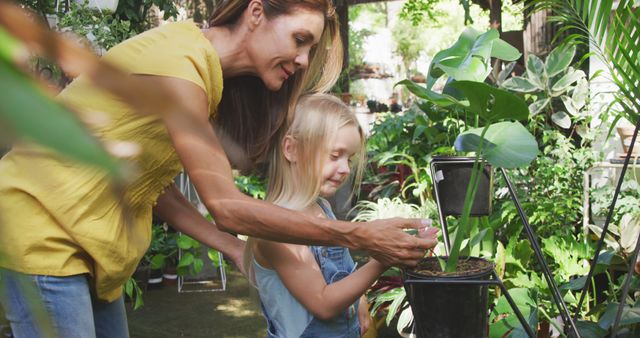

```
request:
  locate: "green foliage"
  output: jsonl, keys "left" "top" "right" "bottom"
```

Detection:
{"left": 145, "top": 223, "right": 178, "bottom": 269}
{"left": 176, "top": 234, "right": 206, "bottom": 276}
{"left": 400, "top": 0, "right": 445, "bottom": 26}
{"left": 500, "top": 44, "right": 591, "bottom": 131}
{"left": 352, "top": 197, "right": 436, "bottom": 222}
{"left": 489, "top": 288, "right": 539, "bottom": 338}
{"left": 17, "top": 0, "right": 56, "bottom": 15}
{"left": 498, "top": 131, "right": 595, "bottom": 238}
{"left": 234, "top": 174, "right": 266, "bottom": 200}
{"left": 58, "top": 1, "right": 136, "bottom": 51}
{"left": 400, "top": 0, "right": 475, "bottom": 26}
{"left": 589, "top": 179, "right": 640, "bottom": 256}
{"left": 115, "top": 0, "right": 178, "bottom": 34}
{"left": 124, "top": 277, "right": 144, "bottom": 310}
{"left": 391, "top": 18, "right": 427, "bottom": 77}
{"left": 531, "top": 0, "right": 640, "bottom": 125}
{"left": 363, "top": 106, "right": 459, "bottom": 202}
{"left": 398, "top": 27, "right": 535, "bottom": 272}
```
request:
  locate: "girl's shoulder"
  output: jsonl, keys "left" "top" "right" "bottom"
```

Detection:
{"left": 253, "top": 239, "right": 311, "bottom": 269}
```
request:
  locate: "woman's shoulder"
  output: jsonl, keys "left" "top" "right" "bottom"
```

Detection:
{"left": 104, "top": 21, "right": 223, "bottom": 114}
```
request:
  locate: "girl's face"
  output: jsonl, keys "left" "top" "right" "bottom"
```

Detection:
{"left": 319, "top": 124, "right": 361, "bottom": 198}
{"left": 248, "top": 7, "right": 325, "bottom": 91}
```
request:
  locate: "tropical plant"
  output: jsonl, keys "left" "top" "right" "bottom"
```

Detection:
{"left": 500, "top": 44, "right": 591, "bottom": 132}
{"left": 363, "top": 104, "right": 462, "bottom": 202}
{"left": 398, "top": 27, "right": 538, "bottom": 272}
{"left": 589, "top": 179, "right": 640, "bottom": 257}
{"left": 496, "top": 131, "right": 596, "bottom": 238}
{"left": 531, "top": 0, "right": 640, "bottom": 126}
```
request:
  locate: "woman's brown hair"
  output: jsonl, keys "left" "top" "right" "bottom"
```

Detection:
{"left": 209, "top": 0, "right": 343, "bottom": 171}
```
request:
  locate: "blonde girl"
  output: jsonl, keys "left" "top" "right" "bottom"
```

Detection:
{"left": 246, "top": 94, "right": 438, "bottom": 337}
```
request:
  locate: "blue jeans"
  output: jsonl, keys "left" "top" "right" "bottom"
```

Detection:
{"left": 0, "top": 269, "right": 129, "bottom": 338}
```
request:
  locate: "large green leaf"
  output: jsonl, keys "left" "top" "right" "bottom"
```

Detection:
{"left": 526, "top": 54, "right": 546, "bottom": 88}
{"left": 598, "top": 302, "right": 640, "bottom": 329}
{"left": 490, "top": 288, "right": 538, "bottom": 338}
{"left": 455, "top": 122, "right": 539, "bottom": 168}
{"left": 551, "top": 68, "right": 586, "bottom": 93}
{"left": 546, "top": 44, "right": 576, "bottom": 77}
{"left": 551, "top": 111, "right": 572, "bottom": 129}
{"left": 502, "top": 76, "right": 541, "bottom": 93}
{"left": 436, "top": 29, "right": 497, "bottom": 83}
{"left": 449, "top": 81, "right": 530, "bottom": 122}
{"left": 529, "top": 98, "right": 550, "bottom": 116}
{"left": 575, "top": 321, "right": 607, "bottom": 338}
{"left": 395, "top": 79, "right": 462, "bottom": 107}
{"left": 427, "top": 28, "right": 519, "bottom": 87}
{"left": 491, "top": 38, "right": 522, "bottom": 61}
{"left": 0, "top": 26, "right": 20, "bottom": 62}
{"left": 0, "top": 57, "right": 123, "bottom": 179}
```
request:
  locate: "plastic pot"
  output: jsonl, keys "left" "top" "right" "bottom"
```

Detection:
{"left": 404, "top": 257, "right": 494, "bottom": 338}
{"left": 431, "top": 156, "right": 493, "bottom": 216}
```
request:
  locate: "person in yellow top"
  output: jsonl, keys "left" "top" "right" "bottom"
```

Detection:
{"left": 0, "top": 0, "right": 438, "bottom": 337}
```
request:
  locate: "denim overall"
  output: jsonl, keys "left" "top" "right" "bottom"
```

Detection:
{"left": 260, "top": 199, "right": 360, "bottom": 338}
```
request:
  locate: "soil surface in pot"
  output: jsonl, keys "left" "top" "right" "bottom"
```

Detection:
{"left": 410, "top": 257, "right": 494, "bottom": 277}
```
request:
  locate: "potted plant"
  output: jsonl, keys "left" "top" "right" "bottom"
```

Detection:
{"left": 398, "top": 27, "right": 539, "bottom": 337}
{"left": 57, "top": 0, "right": 136, "bottom": 55}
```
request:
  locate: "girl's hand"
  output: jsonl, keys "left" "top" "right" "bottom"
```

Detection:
{"left": 358, "top": 296, "right": 371, "bottom": 336}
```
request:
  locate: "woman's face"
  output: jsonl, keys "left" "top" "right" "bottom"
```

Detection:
{"left": 248, "top": 7, "right": 325, "bottom": 91}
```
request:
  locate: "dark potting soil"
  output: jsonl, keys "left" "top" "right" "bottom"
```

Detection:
{"left": 410, "top": 257, "right": 494, "bottom": 278}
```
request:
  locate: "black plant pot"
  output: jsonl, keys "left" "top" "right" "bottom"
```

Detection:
{"left": 431, "top": 156, "right": 493, "bottom": 216}
{"left": 404, "top": 257, "right": 494, "bottom": 338}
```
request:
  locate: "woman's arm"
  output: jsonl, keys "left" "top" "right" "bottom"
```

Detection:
{"left": 256, "top": 239, "right": 387, "bottom": 320}
{"left": 153, "top": 183, "right": 245, "bottom": 271}
{"left": 148, "top": 74, "right": 436, "bottom": 266}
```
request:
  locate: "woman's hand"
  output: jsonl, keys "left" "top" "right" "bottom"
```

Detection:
{"left": 362, "top": 218, "right": 439, "bottom": 267}
{"left": 358, "top": 296, "right": 371, "bottom": 336}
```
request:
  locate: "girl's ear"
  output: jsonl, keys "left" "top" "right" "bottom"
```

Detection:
{"left": 282, "top": 135, "right": 298, "bottom": 163}
{"left": 245, "top": 0, "right": 264, "bottom": 31}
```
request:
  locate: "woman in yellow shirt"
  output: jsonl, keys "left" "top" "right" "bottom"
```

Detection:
{"left": 0, "top": 0, "right": 437, "bottom": 337}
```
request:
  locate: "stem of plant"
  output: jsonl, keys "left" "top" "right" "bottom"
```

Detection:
{"left": 444, "top": 124, "right": 490, "bottom": 272}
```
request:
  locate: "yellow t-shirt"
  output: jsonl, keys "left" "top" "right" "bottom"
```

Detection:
{"left": 0, "top": 21, "right": 223, "bottom": 301}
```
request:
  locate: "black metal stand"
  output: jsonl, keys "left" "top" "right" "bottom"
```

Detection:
{"left": 500, "top": 169, "right": 580, "bottom": 338}
{"left": 404, "top": 271, "right": 537, "bottom": 338}
{"left": 575, "top": 117, "right": 640, "bottom": 337}
{"left": 429, "top": 158, "right": 581, "bottom": 338}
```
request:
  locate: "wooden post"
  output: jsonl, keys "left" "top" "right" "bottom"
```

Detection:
{"left": 523, "top": 0, "right": 555, "bottom": 59}
{"left": 489, "top": 0, "right": 503, "bottom": 32}
{"left": 336, "top": 0, "right": 350, "bottom": 93}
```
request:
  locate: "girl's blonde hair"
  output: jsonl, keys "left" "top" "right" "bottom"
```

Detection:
{"left": 210, "top": 0, "right": 343, "bottom": 170}
{"left": 244, "top": 93, "right": 365, "bottom": 284}
{"left": 267, "top": 93, "right": 366, "bottom": 210}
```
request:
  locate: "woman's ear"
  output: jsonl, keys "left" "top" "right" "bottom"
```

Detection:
{"left": 245, "top": 0, "right": 264, "bottom": 31}
{"left": 282, "top": 135, "right": 298, "bottom": 163}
